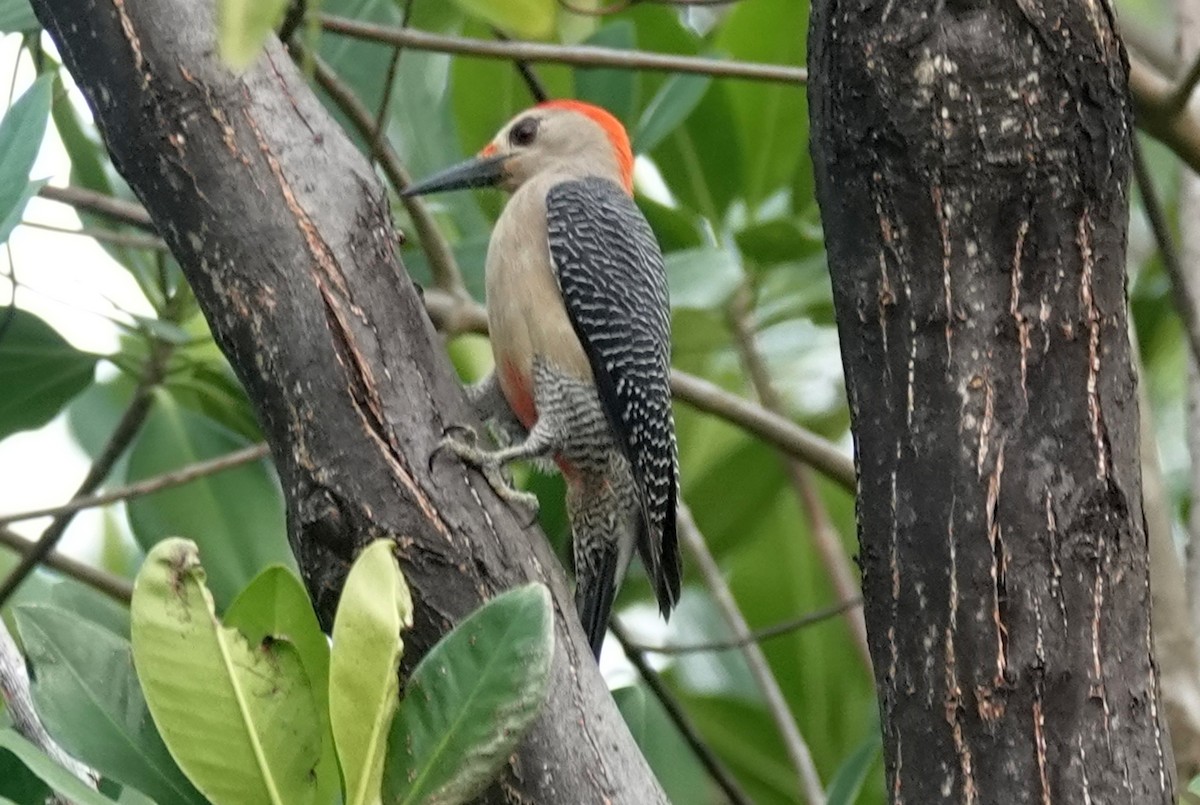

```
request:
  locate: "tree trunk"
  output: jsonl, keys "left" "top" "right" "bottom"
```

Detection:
{"left": 809, "top": 2, "right": 1174, "bottom": 801}
{"left": 31, "top": 0, "right": 665, "bottom": 801}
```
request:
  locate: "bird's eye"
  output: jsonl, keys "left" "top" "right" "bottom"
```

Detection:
{"left": 509, "top": 117, "right": 539, "bottom": 147}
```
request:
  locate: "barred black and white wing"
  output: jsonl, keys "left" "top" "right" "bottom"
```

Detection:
{"left": 545, "top": 176, "right": 681, "bottom": 616}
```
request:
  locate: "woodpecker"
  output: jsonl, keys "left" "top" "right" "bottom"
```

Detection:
{"left": 406, "top": 101, "right": 681, "bottom": 657}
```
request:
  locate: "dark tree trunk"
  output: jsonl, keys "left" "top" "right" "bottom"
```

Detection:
{"left": 809, "top": 2, "right": 1173, "bottom": 801}
{"left": 31, "top": 0, "right": 665, "bottom": 801}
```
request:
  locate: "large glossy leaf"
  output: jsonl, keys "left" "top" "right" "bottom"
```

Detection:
{"left": 0, "top": 75, "right": 51, "bottom": 240}
{"left": 665, "top": 248, "right": 743, "bottom": 311}
{"left": 14, "top": 605, "right": 207, "bottom": 805}
{"left": 575, "top": 22, "right": 638, "bottom": 126}
{"left": 217, "top": 0, "right": 289, "bottom": 71}
{"left": 124, "top": 392, "right": 293, "bottom": 607}
{"left": 383, "top": 584, "right": 554, "bottom": 805}
{"left": 0, "top": 309, "right": 97, "bottom": 441}
{"left": 826, "top": 732, "right": 881, "bottom": 805}
{"left": 331, "top": 539, "right": 413, "bottom": 805}
{"left": 0, "top": 729, "right": 113, "bottom": 804}
{"left": 131, "top": 539, "right": 323, "bottom": 805}
{"left": 449, "top": 0, "right": 555, "bottom": 39}
{"left": 633, "top": 73, "right": 711, "bottom": 155}
{"left": 225, "top": 565, "right": 338, "bottom": 805}
{"left": 714, "top": 0, "right": 808, "bottom": 208}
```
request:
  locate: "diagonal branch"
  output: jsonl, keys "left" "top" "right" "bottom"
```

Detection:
{"left": 678, "top": 505, "right": 826, "bottom": 803}
{"left": 0, "top": 526, "right": 133, "bottom": 603}
{"left": 0, "top": 341, "right": 171, "bottom": 606}
{"left": 0, "top": 444, "right": 269, "bottom": 527}
{"left": 609, "top": 620, "right": 753, "bottom": 805}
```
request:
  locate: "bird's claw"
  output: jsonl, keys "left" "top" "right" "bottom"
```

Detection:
{"left": 429, "top": 426, "right": 540, "bottom": 521}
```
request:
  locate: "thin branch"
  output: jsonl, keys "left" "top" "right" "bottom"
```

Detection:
{"left": 0, "top": 618, "right": 99, "bottom": 802}
{"left": 669, "top": 370, "right": 854, "bottom": 491}
{"left": 628, "top": 596, "right": 862, "bottom": 655}
{"left": 727, "top": 286, "right": 871, "bottom": 671}
{"left": 0, "top": 526, "right": 133, "bottom": 603}
{"left": 0, "top": 444, "right": 269, "bottom": 527}
{"left": 36, "top": 185, "right": 155, "bottom": 230}
{"left": 422, "top": 287, "right": 857, "bottom": 490}
{"left": 303, "top": 49, "right": 468, "bottom": 297}
{"left": 609, "top": 620, "right": 753, "bottom": 805}
{"left": 679, "top": 505, "right": 825, "bottom": 803}
{"left": 491, "top": 28, "right": 549, "bottom": 103}
{"left": 559, "top": 0, "right": 739, "bottom": 16}
{"left": 20, "top": 219, "right": 167, "bottom": 250}
{"left": 1130, "top": 52, "right": 1200, "bottom": 175}
{"left": 0, "top": 342, "right": 171, "bottom": 606}
{"left": 366, "top": 0, "right": 412, "bottom": 167}
{"left": 320, "top": 15, "right": 809, "bottom": 85}
{"left": 1132, "top": 138, "right": 1200, "bottom": 370}
{"left": 1167, "top": 49, "right": 1200, "bottom": 117}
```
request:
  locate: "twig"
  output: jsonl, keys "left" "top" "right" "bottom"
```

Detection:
{"left": 36, "top": 185, "right": 154, "bottom": 230}
{"left": 609, "top": 620, "right": 753, "bottom": 805}
{"left": 320, "top": 15, "right": 809, "bottom": 85}
{"left": 1132, "top": 138, "right": 1200, "bottom": 371}
{"left": 20, "top": 219, "right": 167, "bottom": 250}
{"left": 0, "top": 618, "right": 100, "bottom": 800}
{"left": 727, "top": 286, "right": 871, "bottom": 671}
{"left": 1167, "top": 49, "right": 1200, "bottom": 117}
{"left": 0, "top": 444, "right": 269, "bottom": 527}
{"left": 491, "top": 28, "right": 549, "bottom": 103}
{"left": 559, "top": 0, "right": 738, "bottom": 15}
{"left": 628, "top": 596, "right": 862, "bottom": 655}
{"left": 679, "top": 505, "right": 825, "bottom": 803}
{"left": 366, "top": 0, "right": 413, "bottom": 166}
{"left": 0, "top": 342, "right": 171, "bottom": 606}
{"left": 421, "top": 287, "right": 857, "bottom": 490}
{"left": 1130, "top": 53, "right": 1200, "bottom": 175}
{"left": 303, "top": 49, "right": 468, "bottom": 298}
{"left": 0, "top": 527, "right": 133, "bottom": 603}
{"left": 669, "top": 370, "right": 854, "bottom": 492}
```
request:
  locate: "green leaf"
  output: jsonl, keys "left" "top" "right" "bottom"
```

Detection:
{"left": 0, "top": 76, "right": 51, "bottom": 239}
{"left": 383, "top": 583, "right": 554, "bottom": 805}
{"left": 0, "top": 729, "right": 114, "bottom": 804}
{"left": 665, "top": 248, "right": 743, "bottom": 311}
{"left": 0, "top": 0, "right": 37, "bottom": 32}
{"left": 575, "top": 22, "right": 638, "bottom": 126}
{"left": 633, "top": 72, "right": 711, "bottom": 155}
{"left": 125, "top": 392, "right": 293, "bottom": 607}
{"left": 331, "top": 539, "right": 413, "bottom": 805}
{"left": 0, "top": 178, "right": 45, "bottom": 244}
{"left": 448, "top": 0, "right": 556, "bottom": 39}
{"left": 715, "top": 0, "right": 808, "bottom": 207}
{"left": 225, "top": 565, "right": 338, "bottom": 805}
{"left": 131, "top": 538, "right": 323, "bottom": 805}
{"left": 1190, "top": 773, "right": 1200, "bottom": 796}
{"left": 217, "top": 0, "right": 289, "bottom": 71}
{"left": 826, "top": 732, "right": 881, "bottom": 805}
{"left": 14, "top": 605, "right": 207, "bottom": 805}
{"left": 0, "top": 308, "right": 97, "bottom": 441}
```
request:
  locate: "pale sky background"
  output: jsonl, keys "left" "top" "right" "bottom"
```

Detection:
{"left": 0, "top": 32, "right": 153, "bottom": 564}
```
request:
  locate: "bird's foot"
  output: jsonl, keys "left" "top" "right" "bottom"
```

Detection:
{"left": 431, "top": 424, "right": 541, "bottom": 518}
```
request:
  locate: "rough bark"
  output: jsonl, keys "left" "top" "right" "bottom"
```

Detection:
{"left": 32, "top": 0, "right": 666, "bottom": 801}
{"left": 809, "top": 2, "right": 1173, "bottom": 801}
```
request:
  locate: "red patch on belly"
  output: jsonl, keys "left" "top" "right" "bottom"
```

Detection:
{"left": 500, "top": 360, "right": 537, "bottom": 430}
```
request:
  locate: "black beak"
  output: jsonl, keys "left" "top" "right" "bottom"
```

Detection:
{"left": 402, "top": 153, "right": 509, "bottom": 197}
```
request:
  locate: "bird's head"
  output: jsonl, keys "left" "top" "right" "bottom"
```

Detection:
{"left": 404, "top": 100, "right": 634, "bottom": 198}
